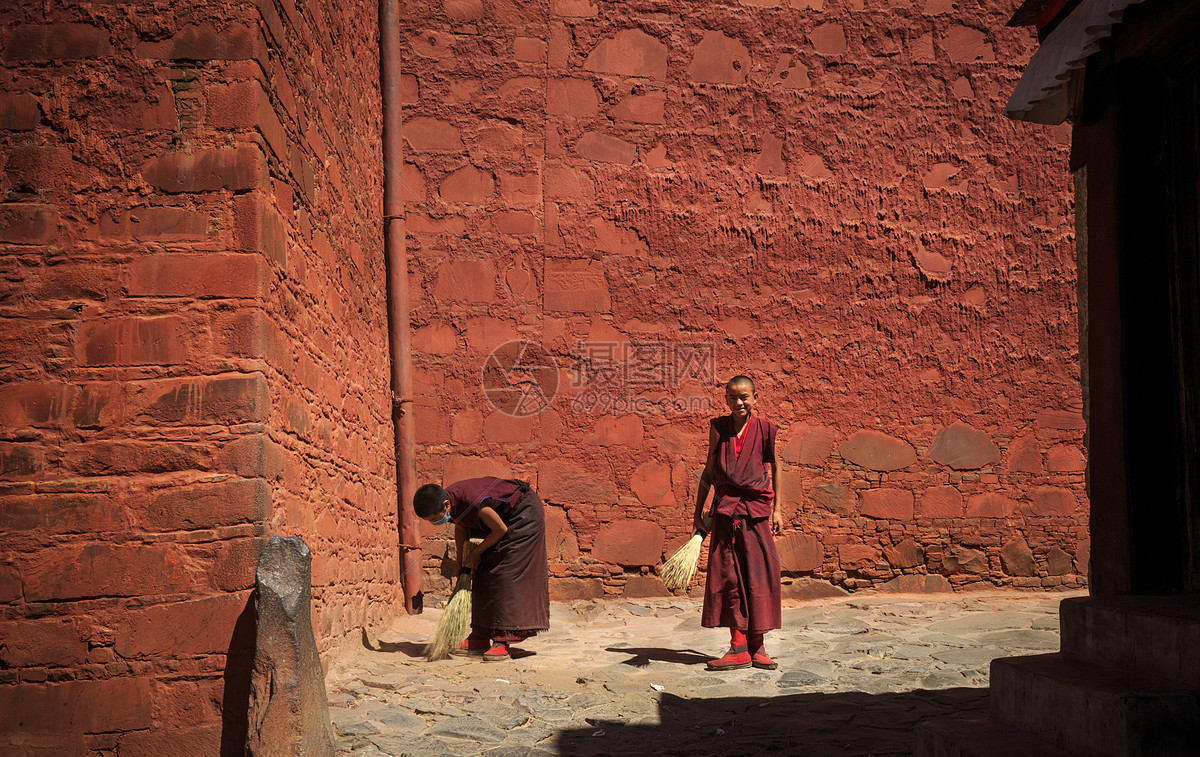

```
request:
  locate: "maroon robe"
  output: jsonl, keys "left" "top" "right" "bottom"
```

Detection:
{"left": 446, "top": 477, "right": 549, "bottom": 636}
{"left": 701, "top": 414, "right": 783, "bottom": 633}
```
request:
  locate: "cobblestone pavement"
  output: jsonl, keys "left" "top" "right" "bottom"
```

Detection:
{"left": 325, "top": 591, "right": 1077, "bottom": 757}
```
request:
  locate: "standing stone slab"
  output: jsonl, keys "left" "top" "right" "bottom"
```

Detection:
{"left": 246, "top": 536, "right": 336, "bottom": 756}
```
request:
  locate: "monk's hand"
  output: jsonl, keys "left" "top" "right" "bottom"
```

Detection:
{"left": 770, "top": 509, "right": 784, "bottom": 535}
{"left": 693, "top": 512, "right": 707, "bottom": 535}
{"left": 466, "top": 550, "right": 482, "bottom": 572}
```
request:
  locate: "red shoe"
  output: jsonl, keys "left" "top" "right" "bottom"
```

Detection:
{"left": 706, "top": 644, "right": 751, "bottom": 671}
{"left": 751, "top": 651, "right": 778, "bottom": 670}
{"left": 482, "top": 642, "right": 510, "bottom": 662}
{"left": 451, "top": 637, "right": 487, "bottom": 657}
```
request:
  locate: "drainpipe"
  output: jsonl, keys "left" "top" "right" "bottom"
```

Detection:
{"left": 381, "top": 0, "right": 422, "bottom": 614}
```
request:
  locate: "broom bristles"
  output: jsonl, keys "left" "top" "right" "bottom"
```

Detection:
{"left": 661, "top": 532, "right": 704, "bottom": 591}
{"left": 424, "top": 571, "right": 472, "bottom": 661}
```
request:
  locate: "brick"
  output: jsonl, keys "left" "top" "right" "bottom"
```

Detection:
{"left": 234, "top": 193, "right": 287, "bottom": 268}
{"left": 965, "top": 492, "right": 1016, "bottom": 517}
{"left": 837, "top": 544, "right": 881, "bottom": 571}
{"left": 1024, "top": 486, "right": 1077, "bottom": 517}
{"left": 0, "top": 494, "right": 122, "bottom": 534}
{"left": 689, "top": 31, "right": 749, "bottom": 84}
{"left": 576, "top": 131, "right": 636, "bottom": 165}
{"left": 0, "top": 381, "right": 73, "bottom": 427}
{"left": 548, "top": 78, "right": 599, "bottom": 117}
{"left": 592, "top": 519, "right": 664, "bottom": 565}
{"left": 117, "top": 591, "right": 250, "bottom": 657}
{"left": 839, "top": 430, "right": 917, "bottom": 471}
{"left": 100, "top": 206, "right": 213, "bottom": 241}
{"left": 127, "top": 253, "right": 269, "bottom": 298}
{"left": 0, "top": 617, "right": 86, "bottom": 667}
{"left": 141, "top": 146, "right": 266, "bottom": 193}
{"left": 433, "top": 260, "right": 496, "bottom": 303}
{"left": 0, "top": 678, "right": 151, "bottom": 733}
{"left": 439, "top": 165, "right": 494, "bottom": 203}
{"left": 0, "top": 203, "right": 59, "bottom": 244}
{"left": 149, "top": 678, "right": 224, "bottom": 728}
{"left": 134, "top": 373, "right": 269, "bottom": 425}
{"left": 883, "top": 539, "right": 925, "bottom": 569}
{"left": 918, "top": 486, "right": 964, "bottom": 518}
{"left": 1000, "top": 537, "right": 1036, "bottom": 576}
{"left": 860, "top": 487, "right": 914, "bottom": 520}
{"left": 77, "top": 315, "right": 187, "bottom": 366}
{"left": 544, "top": 260, "right": 609, "bottom": 312}
{"left": 777, "top": 532, "right": 823, "bottom": 572}
{"left": 403, "top": 116, "right": 464, "bottom": 152}
{"left": 136, "top": 22, "right": 261, "bottom": 61}
{"left": 4, "top": 23, "right": 112, "bottom": 60}
{"left": 539, "top": 459, "right": 617, "bottom": 505}
{"left": 584, "top": 29, "right": 667, "bottom": 79}
{"left": 23, "top": 543, "right": 194, "bottom": 601}
{"left": 0, "top": 92, "right": 41, "bottom": 130}
{"left": 630, "top": 460, "right": 673, "bottom": 506}
{"left": 928, "top": 422, "right": 999, "bottom": 470}
{"left": 141, "top": 478, "right": 269, "bottom": 532}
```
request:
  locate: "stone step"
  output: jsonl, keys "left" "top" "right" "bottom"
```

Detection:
{"left": 1059, "top": 594, "right": 1200, "bottom": 687}
{"left": 990, "top": 653, "right": 1200, "bottom": 756}
{"left": 915, "top": 712, "right": 1070, "bottom": 757}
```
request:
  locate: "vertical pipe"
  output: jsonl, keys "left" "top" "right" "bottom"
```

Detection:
{"left": 381, "top": 0, "right": 422, "bottom": 613}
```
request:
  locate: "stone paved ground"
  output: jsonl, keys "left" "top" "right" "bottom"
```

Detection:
{"left": 325, "top": 591, "right": 1077, "bottom": 757}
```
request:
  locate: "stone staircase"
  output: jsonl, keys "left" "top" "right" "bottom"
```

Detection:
{"left": 917, "top": 595, "right": 1200, "bottom": 756}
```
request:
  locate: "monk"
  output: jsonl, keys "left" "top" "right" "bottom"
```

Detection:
{"left": 692, "top": 375, "right": 783, "bottom": 670}
{"left": 414, "top": 477, "right": 549, "bottom": 661}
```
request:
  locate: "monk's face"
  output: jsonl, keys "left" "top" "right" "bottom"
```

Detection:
{"left": 725, "top": 382, "right": 756, "bottom": 420}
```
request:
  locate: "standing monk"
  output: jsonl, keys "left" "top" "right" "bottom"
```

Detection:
{"left": 692, "top": 375, "right": 783, "bottom": 670}
{"left": 414, "top": 477, "right": 549, "bottom": 661}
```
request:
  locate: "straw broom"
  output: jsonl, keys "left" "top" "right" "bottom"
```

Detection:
{"left": 425, "top": 550, "right": 473, "bottom": 661}
{"left": 661, "top": 515, "right": 711, "bottom": 591}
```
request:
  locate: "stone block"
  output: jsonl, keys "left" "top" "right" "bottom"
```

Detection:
{"left": 1024, "top": 486, "right": 1076, "bottom": 517}
{"left": 1001, "top": 537, "right": 1036, "bottom": 577}
{"left": 538, "top": 459, "right": 617, "bottom": 505}
{"left": 0, "top": 617, "right": 86, "bottom": 667}
{"left": 548, "top": 78, "right": 599, "bottom": 116}
{"left": 0, "top": 564, "right": 20, "bottom": 602}
{"left": 451, "top": 410, "right": 483, "bottom": 444}
{"left": 781, "top": 577, "right": 849, "bottom": 600}
{"left": 612, "top": 90, "right": 665, "bottom": 123}
{"left": 463, "top": 316, "right": 518, "bottom": 352}
{"left": 591, "top": 519, "right": 664, "bottom": 566}
{"left": 777, "top": 532, "right": 823, "bottom": 572}
{"left": 780, "top": 426, "right": 836, "bottom": 465}
{"left": 1007, "top": 434, "right": 1044, "bottom": 473}
{"left": 439, "top": 165, "right": 494, "bottom": 203}
{"left": 1046, "top": 445, "right": 1085, "bottom": 472}
{"left": 207, "top": 80, "right": 286, "bottom": 161}
{"left": 23, "top": 543, "right": 193, "bottom": 601}
{"left": 839, "top": 430, "right": 917, "bottom": 471}
{"left": 1046, "top": 546, "right": 1073, "bottom": 576}
{"left": 0, "top": 493, "right": 122, "bottom": 534}
{"left": 211, "top": 537, "right": 264, "bottom": 592}
{"left": 135, "top": 373, "right": 269, "bottom": 425}
{"left": 514, "top": 36, "right": 546, "bottom": 62}
{"left": 246, "top": 537, "right": 335, "bottom": 755}
{"left": 234, "top": 193, "right": 287, "bottom": 268}
{"left": 810, "top": 23, "right": 848, "bottom": 55}
{"left": 622, "top": 574, "right": 669, "bottom": 598}
{"left": 1036, "top": 410, "right": 1085, "bottom": 430}
{"left": 0, "top": 92, "right": 41, "bottom": 130}
{"left": 100, "top": 206, "right": 213, "bottom": 242}
{"left": 493, "top": 210, "right": 540, "bottom": 235}
{"left": 412, "top": 322, "right": 458, "bottom": 354}
{"left": 810, "top": 482, "right": 856, "bottom": 515}
{"left": 583, "top": 29, "right": 667, "bottom": 79}
{"left": 0, "top": 443, "right": 43, "bottom": 478}
{"left": 861, "top": 488, "right": 914, "bottom": 520}
{"left": 544, "top": 164, "right": 595, "bottom": 201}
{"left": 965, "top": 492, "right": 1016, "bottom": 518}
{"left": 918, "top": 486, "right": 964, "bottom": 518}
{"left": 77, "top": 315, "right": 187, "bottom": 366}
{"left": 928, "top": 422, "right": 999, "bottom": 470}
{"left": 0, "top": 381, "right": 73, "bottom": 426}
{"left": 689, "top": 31, "right": 749, "bottom": 84}
{"left": 118, "top": 591, "right": 250, "bottom": 658}
{"left": 118, "top": 724, "right": 222, "bottom": 757}
{"left": 444, "top": 455, "right": 505, "bottom": 484}
{"left": 883, "top": 539, "right": 925, "bottom": 569}
{"left": 136, "top": 22, "right": 261, "bottom": 61}
{"left": 630, "top": 460, "right": 673, "bottom": 506}
{"left": 943, "top": 26, "right": 993, "bottom": 63}
{"left": 549, "top": 577, "right": 603, "bottom": 600}
{"left": 4, "top": 145, "right": 76, "bottom": 194}
{"left": 837, "top": 544, "right": 881, "bottom": 571}
{"left": 942, "top": 546, "right": 988, "bottom": 575}
{"left": 434, "top": 260, "right": 496, "bottom": 303}
{"left": 128, "top": 253, "right": 269, "bottom": 298}
{"left": 576, "top": 131, "right": 636, "bottom": 165}
{"left": 551, "top": 0, "right": 598, "bottom": 17}
{"left": 403, "top": 117, "right": 464, "bottom": 152}
{"left": 4, "top": 23, "right": 112, "bottom": 60}
{"left": 544, "top": 505, "right": 579, "bottom": 562}
{"left": 141, "top": 477, "right": 269, "bottom": 532}
{"left": 544, "top": 261, "right": 609, "bottom": 313}
{"left": 0, "top": 678, "right": 151, "bottom": 733}
{"left": 879, "top": 574, "right": 953, "bottom": 593}
{"left": 482, "top": 411, "right": 535, "bottom": 443}
{"left": 0, "top": 203, "right": 59, "bottom": 244}
{"left": 584, "top": 414, "right": 644, "bottom": 446}
{"left": 142, "top": 146, "right": 266, "bottom": 193}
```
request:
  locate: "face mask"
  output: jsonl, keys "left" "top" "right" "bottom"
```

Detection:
{"left": 431, "top": 514, "right": 450, "bottom": 526}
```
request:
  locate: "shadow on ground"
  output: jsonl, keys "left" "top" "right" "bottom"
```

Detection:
{"left": 554, "top": 687, "right": 988, "bottom": 757}
{"left": 605, "top": 647, "right": 712, "bottom": 667}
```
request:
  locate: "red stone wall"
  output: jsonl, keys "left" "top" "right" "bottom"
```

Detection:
{"left": 401, "top": 1, "right": 1086, "bottom": 598}
{"left": 0, "top": 0, "right": 395, "bottom": 751}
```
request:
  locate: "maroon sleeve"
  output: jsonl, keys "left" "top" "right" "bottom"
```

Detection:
{"left": 762, "top": 420, "right": 778, "bottom": 465}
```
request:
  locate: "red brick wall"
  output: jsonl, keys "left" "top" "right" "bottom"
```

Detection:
{"left": 0, "top": 0, "right": 395, "bottom": 751}
{"left": 401, "top": 1, "right": 1086, "bottom": 598}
